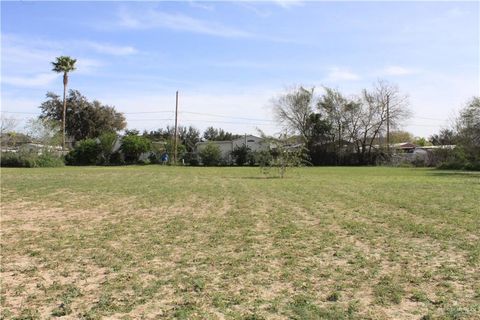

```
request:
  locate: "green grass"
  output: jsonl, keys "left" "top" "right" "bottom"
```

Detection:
{"left": 1, "top": 166, "right": 479, "bottom": 319}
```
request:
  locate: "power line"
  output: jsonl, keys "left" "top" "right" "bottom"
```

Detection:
{"left": 127, "top": 118, "right": 173, "bottom": 121}
{"left": 404, "top": 123, "right": 445, "bottom": 127}
{"left": 180, "top": 111, "right": 275, "bottom": 122}
{"left": 181, "top": 118, "right": 277, "bottom": 126}
{"left": 124, "top": 111, "right": 173, "bottom": 114}
{"left": 1, "top": 111, "right": 39, "bottom": 114}
{"left": 413, "top": 116, "right": 448, "bottom": 122}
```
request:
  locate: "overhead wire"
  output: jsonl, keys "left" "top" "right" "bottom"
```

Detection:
{"left": 0, "top": 110, "right": 449, "bottom": 128}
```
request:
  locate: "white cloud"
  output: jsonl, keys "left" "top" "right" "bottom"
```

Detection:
{"left": 117, "top": 7, "right": 252, "bottom": 38}
{"left": 1, "top": 73, "right": 59, "bottom": 88}
{"left": 1, "top": 34, "right": 108, "bottom": 89}
{"left": 187, "top": 0, "right": 215, "bottom": 11}
{"left": 272, "top": 0, "right": 304, "bottom": 9}
{"left": 83, "top": 42, "right": 138, "bottom": 56}
{"left": 325, "top": 67, "right": 360, "bottom": 82}
{"left": 383, "top": 66, "right": 417, "bottom": 76}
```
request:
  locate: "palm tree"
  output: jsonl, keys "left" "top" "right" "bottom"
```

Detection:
{"left": 51, "top": 56, "right": 77, "bottom": 150}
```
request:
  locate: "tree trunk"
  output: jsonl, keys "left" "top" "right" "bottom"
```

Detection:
{"left": 62, "top": 73, "right": 68, "bottom": 150}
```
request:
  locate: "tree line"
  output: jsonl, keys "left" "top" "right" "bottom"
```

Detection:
{"left": 272, "top": 81, "right": 411, "bottom": 165}
{"left": 1, "top": 56, "right": 478, "bottom": 169}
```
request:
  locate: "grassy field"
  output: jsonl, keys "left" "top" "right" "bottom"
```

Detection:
{"left": 1, "top": 166, "right": 479, "bottom": 319}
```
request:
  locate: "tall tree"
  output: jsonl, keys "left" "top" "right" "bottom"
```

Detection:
{"left": 429, "top": 129, "right": 456, "bottom": 146}
{"left": 456, "top": 97, "right": 480, "bottom": 161}
{"left": 51, "top": 56, "right": 77, "bottom": 150}
{"left": 318, "top": 81, "right": 410, "bottom": 164}
{"left": 202, "top": 127, "right": 241, "bottom": 141}
{"left": 272, "top": 86, "right": 315, "bottom": 144}
{"left": 317, "top": 88, "right": 350, "bottom": 152}
{"left": 39, "top": 90, "right": 126, "bottom": 142}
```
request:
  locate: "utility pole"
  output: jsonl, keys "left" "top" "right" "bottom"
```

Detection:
{"left": 386, "top": 94, "right": 390, "bottom": 153}
{"left": 173, "top": 90, "right": 179, "bottom": 164}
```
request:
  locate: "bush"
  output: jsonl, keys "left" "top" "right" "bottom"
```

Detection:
{"left": 36, "top": 153, "right": 65, "bottom": 167}
{"left": 98, "top": 132, "right": 117, "bottom": 165}
{"left": 65, "top": 139, "right": 102, "bottom": 165}
{"left": 184, "top": 152, "right": 200, "bottom": 166}
{"left": 121, "top": 135, "right": 152, "bottom": 164}
{"left": 246, "top": 151, "right": 258, "bottom": 166}
{"left": 433, "top": 147, "right": 480, "bottom": 171}
{"left": 199, "top": 142, "right": 222, "bottom": 166}
{"left": 255, "top": 150, "right": 273, "bottom": 168}
{"left": 108, "top": 151, "right": 125, "bottom": 165}
{"left": 1, "top": 151, "right": 64, "bottom": 168}
{"left": 231, "top": 145, "right": 251, "bottom": 166}
{"left": 1, "top": 152, "right": 34, "bottom": 167}
{"left": 148, "top": 152, "right": 162, "bottom": 164}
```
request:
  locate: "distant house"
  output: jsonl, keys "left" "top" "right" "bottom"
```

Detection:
{"left": 195, "top": 135, "right": 267, "bottom": 161}
{"left": 388, "top": 142, "right": 456, "bottom": 165}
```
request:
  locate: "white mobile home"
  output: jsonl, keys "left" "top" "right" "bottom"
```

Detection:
{"left": 195, "top": 135, "right": 267, "bottom": 161}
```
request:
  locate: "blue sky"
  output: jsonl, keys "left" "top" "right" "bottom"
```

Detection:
{"left": 1, "top": 0, "right": 479, "bottom": 137}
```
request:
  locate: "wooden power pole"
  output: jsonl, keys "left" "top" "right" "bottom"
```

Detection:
{"left": 173, "top": 90, "right": 179, "bottom": 164}
{"left": 386, "top": 94, "right": 390, "bottom": 152}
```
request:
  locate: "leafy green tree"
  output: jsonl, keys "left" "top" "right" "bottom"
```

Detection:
{"left": 65, "top": 139, "right": 101, "bottom": 165}
{"left": 203, "top": 127, "right": 241, "bottom": 141}
{"left": 182, "top": 126, "right": 201, "bottom": 152}
{"left": 98, "top": 132, "right": 118, "bottom": 165}
{"left": 143, "top": 125, "right": 200, "bottom": 153}
{"left": 51, "top": 56, "right": 77, "bottom": 150}
{"left": 199, "top": 142, "right": 222, "bottom": 166}
{"left": 456, "top": 97, "right": 480, "bottom": 168}
{"left": 39, "top": 90, "right": 126, "bottom": 142}
{"left": 429, "top": 129, "right": 456, "bottom": 146}
{"left": 389, "top": 131, "right": 415, "bottom": 144}
{"left": 258, "top": 131, "right": 308, "bottom": 178}
{"left": 413, "top": 137, "right": 431, "bottom": 147}
{"left": 231, "top": 145, "right": 251, "bottom": 166}
{"left": 430, "top": 97, "right": 479, "bottom": 170}
{"left": 121, "top": 135, "right": 151, "bottom": 164}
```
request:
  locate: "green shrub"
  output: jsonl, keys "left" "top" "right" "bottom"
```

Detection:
{"left": 231, "top": 145, "right": 251, "bottom": 166}
{"left": 199, "top": 142, "right": 222, "bottom": 166}
{"left": 121, "top": 135, "right": 152, "bottom": 164}
{"left": 256, "top": 150, "right": 273, "bottom": 167}
{"left": 65, "top": 139, "right": 102, "bottom": 165}
{"left": 184, "top": 152, "right": 200, "bottom": 166}
{"left": 148, "top": 152, "right": 162, "bottom": 164}
{"left": 1, "top": 152, "right": 34, "bottom": 167}
{"left": 0, "top": 151, "right": 64, "bottom": 168}
{"left": 35, "top": 153, "right": 65, "bottom": 167}
{"left": 98, "top": 132, "right": 117, "bottom": 165}
{"left": 108, "top": 151, "right": 124, "bottom": 165}
{"left": 435, "top": 147, "right": 480, "bottom": 171}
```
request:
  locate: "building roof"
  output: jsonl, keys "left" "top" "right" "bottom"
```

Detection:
{"left": 195, "top": 135, "right": 262, "bottom": 146}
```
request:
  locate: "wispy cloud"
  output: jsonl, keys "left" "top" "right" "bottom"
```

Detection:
{"left": 117, "top": 7, "right": 252, "bottom": 38}
{"left": 382, "top": 65, "right": 417, "bottom": 76}
{"left": 1, "top": 34, "right": 106, "bottom": 88}
{"left": 83, "top": 41, "right": 138, "bottom": 56}
{"left": 272, "top": 0, "right": 304, "bottom": 9}
{"left": 325, "top": 67, "right": 360, "bottom": 81}
{"left": 2, "top": 73, "right": 59, "bottom": 88}
{"left": 187, "top": 0, "right": 215, "bottom": 11}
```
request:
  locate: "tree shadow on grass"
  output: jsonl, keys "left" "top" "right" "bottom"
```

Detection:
{"left": 238, "top": 176, "right": 284, "bottom": 180}
{"left": 428, "top": 170, "right": 480, "bottom": 179}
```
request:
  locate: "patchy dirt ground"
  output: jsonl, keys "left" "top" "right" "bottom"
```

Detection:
{"left": 1, "top": 166, "right": 479, "bottom": 319}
